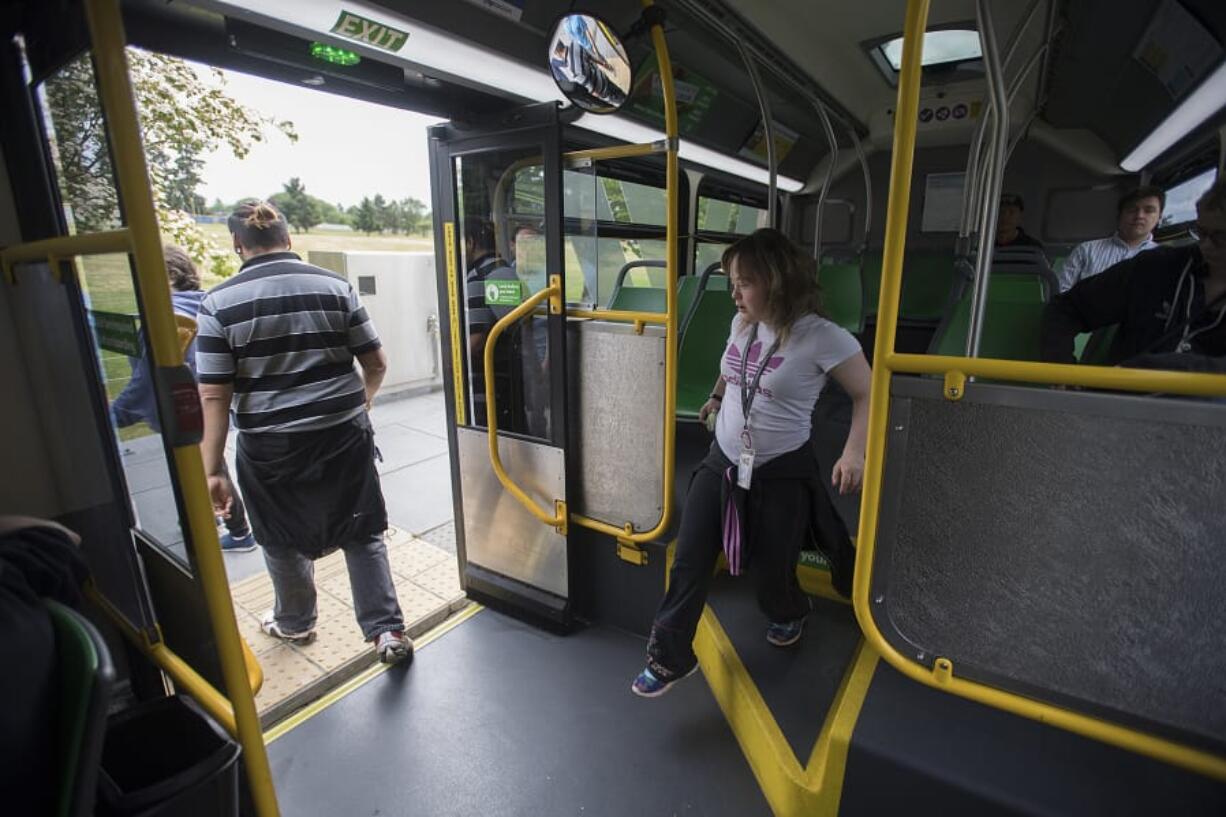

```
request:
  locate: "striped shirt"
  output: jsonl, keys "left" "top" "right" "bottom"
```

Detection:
{"left": 1057, "top": 234, "right": 1158, "bottom": 293}
{"left": 196, "top": 251, "right": 381, "bottom": 433}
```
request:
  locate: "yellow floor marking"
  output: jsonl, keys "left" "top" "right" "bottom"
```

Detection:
{"left": 263, "top": 603, "right": 484, "bottom": 744}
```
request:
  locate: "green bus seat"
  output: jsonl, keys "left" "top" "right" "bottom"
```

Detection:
{"left": 861, "top": 250, "right": 958, "bottom": 324}
{"left": 928, "top": 274, "right": 1048, "bottom": 361}
{"left": 607, "top": 286, "right": 666, "bottom": 313}
{"left": 818, "top": 262, "right": 863, "bottom": 333}
{"left": 48, "top": 599, "right": 115, "bottom": 817}
{"left": 677, "top": 284, "right": 736, "bottom": 419}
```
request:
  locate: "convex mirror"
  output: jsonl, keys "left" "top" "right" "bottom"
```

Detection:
{"left": 547, "top": 14, "right": 632, "bottom": 114}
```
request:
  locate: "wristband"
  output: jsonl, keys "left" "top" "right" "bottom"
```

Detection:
{"left": 709, "top": 393, "right": 723, "bottom": 402}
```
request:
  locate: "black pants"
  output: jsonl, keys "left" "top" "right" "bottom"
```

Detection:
{"left": 646, "top": 463, "right": 812, "bottom": 680}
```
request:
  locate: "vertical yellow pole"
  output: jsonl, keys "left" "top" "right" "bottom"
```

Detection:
{"left": 645, "top": 0, "right": 678, "bottom": 538}
{"left": 853, "top": 0, "right": 929, "bottom": 622}
{"left": 82, "top": 2, "right": 280, "bottom": 815}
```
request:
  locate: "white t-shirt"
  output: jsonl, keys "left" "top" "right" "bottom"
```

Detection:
{"left": 715, "top": 313, "right": 861, "bottom": 464}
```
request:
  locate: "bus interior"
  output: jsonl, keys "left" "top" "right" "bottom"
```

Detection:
{"left": 2, "top": 0, "right": 1225, "bottom": 815}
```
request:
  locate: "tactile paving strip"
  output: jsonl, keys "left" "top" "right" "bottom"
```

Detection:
{"left": 228, "top": 528, "right": 466, "bottom": 718}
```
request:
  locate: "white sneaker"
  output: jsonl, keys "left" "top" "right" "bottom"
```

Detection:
{"left": 259, "top": 610, "right": 316, "bottom": 645}
{"left": 375, "top": 630, "right": 413, "bottom": 664}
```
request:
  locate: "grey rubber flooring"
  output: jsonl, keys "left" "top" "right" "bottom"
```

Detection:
{"left": 267, "top": 609, "right": 771, "bottom": 817}
{"left": 707, "top": 574, "right": 860, "bottom": 762}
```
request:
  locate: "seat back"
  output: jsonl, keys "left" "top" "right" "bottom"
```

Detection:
{"left": 677, "top": 282, "right": 736, "bottom": 418}
{"left": 604, "top": 259, "right": 666, "bottom": 308}
{"left": 929, "top": 274, "right": 1048, "bottom": 361}
{"left": 861, "top": 249, "right": 959, "bottom": 324}
{"left": 818, "top": 262, "right": 863, "bottom": 333}
{"left": 48, "top": 600, "right": 115, "bottom": 817}
{"left": 607, "top": 286, "right": 666, "bottom": 313}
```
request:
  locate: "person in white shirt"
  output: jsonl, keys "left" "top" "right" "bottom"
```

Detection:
{"left": 631, "top": 228, "right": 872, "bottom": 698}
{"left": 1057, "top": 186, "right": 1165, "bottom": 292}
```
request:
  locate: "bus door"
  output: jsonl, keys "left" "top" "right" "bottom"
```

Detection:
{"left": 428, "top": 102, "right": 574, "bottom": 626}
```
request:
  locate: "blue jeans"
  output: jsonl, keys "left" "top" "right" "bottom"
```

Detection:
{"left": 262, "top": 534, "right": 404, "bottom": 640}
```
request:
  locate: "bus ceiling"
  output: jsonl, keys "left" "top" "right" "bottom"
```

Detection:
{"left": 61, "top": 0, "right": 1226, "bottom": 186}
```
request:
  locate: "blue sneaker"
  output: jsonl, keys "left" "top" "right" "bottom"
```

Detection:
{"left": 219, "top": 531, "right": 257, "bottom": 553}
{"left": 766, "top": 618, "right": 806, "bottom": 647}
{"left": 630, "top": 664, "right": 697, "bottom": 698}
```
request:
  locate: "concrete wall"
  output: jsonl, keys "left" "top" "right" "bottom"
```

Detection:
{"left": 309, "top": 251, "right": 443, "bottom": 397}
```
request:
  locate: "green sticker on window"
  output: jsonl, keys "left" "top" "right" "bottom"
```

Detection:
{"left": 485, "top": 280, "right": 523, "bottom": 306}
{"left": 90, "top": 310, "right": 141, "bottom": 356}
{"left": 330, "top": 11, "right": 409, "bottom": 53}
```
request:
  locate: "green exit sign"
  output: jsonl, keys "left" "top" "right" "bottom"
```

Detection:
{"left": 330, "top": 11, "right": 409, "bottom": 53}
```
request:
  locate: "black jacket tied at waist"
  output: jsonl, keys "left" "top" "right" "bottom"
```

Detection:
{"left": 700, "top": 441, "right": 855, "bottom": 597}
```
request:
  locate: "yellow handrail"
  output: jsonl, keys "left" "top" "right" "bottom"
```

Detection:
{"left": 887, "top": 352, "right": 1226, "bottom": 397}
{"left": 568, "top": 0, "right": 679, "bottom": 545}
{"left": 0, "top": 229, "right": 131, "bottom": 279}
{"left": 82, "top": 1, "right": 281, "bottom": 813}
{"left": 484, "top": 280, "right": 568, "bottom": 531}
{"left": 563, "top": 142, "right": 665, "bottom": 164}
{"left": 853, "top": 0, "right": 1226, "bottom": 783}
{"left": 87, "top": 586, "right": 237, "bottom": 734}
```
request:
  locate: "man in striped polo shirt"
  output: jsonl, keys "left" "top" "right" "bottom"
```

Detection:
{"left": 1057, "top": 186, "right": 1164, "bottom": 293}
{"left": 196, "top": 201, "right": 410, "bottom": 664}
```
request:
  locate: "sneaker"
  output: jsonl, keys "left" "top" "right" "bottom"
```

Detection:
{"left": 375, "top": 630, "right": 413, "bottom": 664}
{"left": 766, "top": 618, "right": 806, "bottom": 647}
{"left": 259, "top": 611, "right": 316, "bottom": 645}
{"left": 219, "top": 531, "right": 257, "bottom": 553}
{"left": 630, "top": 664, "right": 698, "bottom": 698}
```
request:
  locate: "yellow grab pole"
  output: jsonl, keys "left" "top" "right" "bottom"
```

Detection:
{"left": 847, "top": 0, "right": 1226, "bottom": 781}
{"left": 485, "top": 282, "right": 567, "bottom": 531}
{"left": 571, "top": 0, "right": 680, "bottom": 545}
{"left": 887, "top": 353, "right": 1226, "bottom": 397}
{"left": 852, "top": 0, "right": 928, "bottom": 651}
{"left": 82, "top": 2, "right": 280, "bottom": 815}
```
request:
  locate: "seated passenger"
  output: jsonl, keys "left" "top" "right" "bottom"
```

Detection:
{"left": 1057, "top": 186, "right": 1163, "bottom": 292}
{"left": 631, "top": 228, "right": 871, "bottom": 698}
{"left": 464, "top": 218, "right": 523, "bottom": 430}
{"left": 995, "top": 193, "right": 1045, "bottom": 251}
{"left": 1040, "top": 178, "right": 1226, "bottom": 372}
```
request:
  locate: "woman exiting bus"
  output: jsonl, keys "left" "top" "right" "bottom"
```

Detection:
{"left": 633, "top": 228, "right": 871, "bottom": 697}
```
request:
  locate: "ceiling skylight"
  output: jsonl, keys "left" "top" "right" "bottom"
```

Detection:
{"left": 879, "top": 29, "right": 982, "bottom": 71}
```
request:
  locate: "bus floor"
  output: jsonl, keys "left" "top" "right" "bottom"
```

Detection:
{"left": 264, "top": 606, "right": 773, "bottom": 817}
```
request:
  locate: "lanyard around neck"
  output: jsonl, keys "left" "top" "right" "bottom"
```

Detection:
{"left": 738, "top": 323, "right": 781, "bottom": 432}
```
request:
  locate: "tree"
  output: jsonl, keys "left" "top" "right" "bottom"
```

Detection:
{"left": 400, "top": 197, "right": 428, "bottom": 235}
{"left": 43, "top": 48, "right": 297, "bottom": 277}
{"left": 372, "top": 194, "right": 389, "bottom": 234}
{"left": 273, "top": 177, "right": 321, "bottom": 233}
{"left": 353, "top": 197, "right": 378, "bottom": 235}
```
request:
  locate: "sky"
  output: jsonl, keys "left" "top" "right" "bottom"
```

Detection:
{"left": 196, "top": 63, "right": 443, "bottom": 210}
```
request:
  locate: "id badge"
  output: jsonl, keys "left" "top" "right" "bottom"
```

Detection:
{"left": 737, "top": 448, "right": 755, "bottom": 490}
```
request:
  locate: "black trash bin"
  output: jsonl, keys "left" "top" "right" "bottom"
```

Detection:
{"left": 97, "top": 694, "right": 242, "bottom": 817}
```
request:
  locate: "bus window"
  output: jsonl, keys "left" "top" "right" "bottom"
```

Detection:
{"left": 695, "top": 193, "right": 769, "bottom": 272}
{"left": 562, "top": 168, "right": 668, "bottom": 305}
{"left": 457, "top": 149, "right": 552, "bottom": 439}
{"left": 39, "top": 55, "right": 193, "bottom": 565}
{"left": 1160, "top": 167, "right": 1218, "bottom": 229}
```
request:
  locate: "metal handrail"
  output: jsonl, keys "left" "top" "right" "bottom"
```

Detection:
{"left": 965, "top": 0, "right": 1011, "bottom": 357}
{"left": 737, "top": 41, "right": 776, "bottom": 227}
{"left": 812, "top": 100, "right": 839, "bottom": 260}
{"left": 678, "top": 261, "right": 726, "bottom": 343}
{"left": 484, "top": 280, "right": 568, "bottom": 532}
{"left": 605, "top": 258, "right": 667, "bottom": 306}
